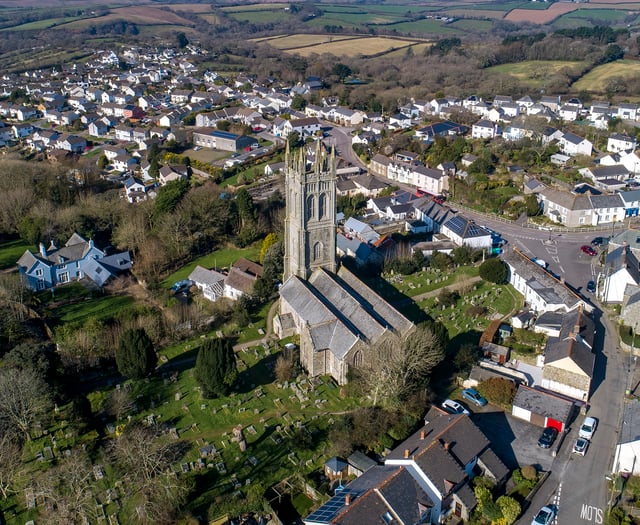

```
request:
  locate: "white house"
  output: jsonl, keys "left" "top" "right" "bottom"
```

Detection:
{"left": 598, "top": 243, "right": 640, "bottom": 303}
{"left": 472, "top": 119, "right": 498, "bottom": 139}
{"left": 608, "top": 133, "right": 637, "bottom": 153}
{"left": 188, "top": 265, "right": 226, "bottom": 302}
{"left": 558, "top": 132, "right": 592, "bottom": 157}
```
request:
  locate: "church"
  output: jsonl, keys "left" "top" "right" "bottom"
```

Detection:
{"left": 274, "top": 141, "right": 414, "bottom": 385}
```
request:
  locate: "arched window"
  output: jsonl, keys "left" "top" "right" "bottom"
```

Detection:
{"left": 313, "top": 241, "right": 323, "bottom": 261}
{"left": 306, "top": 195, "right": 315, "bottom": 221}
{"left": 353, "top": 350, "right": 363, "bottom": 367}
{"left": 319, "top": 192, "right": 327, "bottom": 219}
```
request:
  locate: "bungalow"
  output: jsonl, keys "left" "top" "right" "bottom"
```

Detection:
{"left": 17, "top": 233, "right": 132, "bottom": 290}
{"left": 617, "top": 103, "right": 639, "bottom": 121}
{"left": 158, "top": 164, "right": 190, "bottom": 186}
{"left": 188, "top": 265, "right": 226, "bottom": 302}
{"left": 224, "top": 258, "right": 263, "bottom": 300}
{"left": 441, "top": 216, "right": 492, "bottom": 249}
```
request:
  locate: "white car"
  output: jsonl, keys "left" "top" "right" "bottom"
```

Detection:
{"left": 531, "top": 505, "right": 556, "bottom": 525}
{"left": 441, "top": 399, "right": 469, "bottom": 415}
{"left": 579, "top": 416, "right": 598, "bottom": 440}
{"left": 572, "top": 437, "right": 589, "bottom": 456}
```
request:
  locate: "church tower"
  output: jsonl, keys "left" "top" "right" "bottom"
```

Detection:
{"left": 283, "top": 140, "right": 337, "bottom": 281}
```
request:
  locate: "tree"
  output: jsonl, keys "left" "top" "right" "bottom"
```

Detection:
{"left": 357, "top": 323, "right": 445, "bottom": 405}
{"left": 0, "top": 367, "right": 52, "bottom": 441}
{"left": 110, "top": 425, "right": 190, "bottom": 524}
{"left": 290, "top": 93, "right": 306, "bottom": 111}
{"left": 176, "top": 31, "right": 189, "bottom": 48}
{"left": 259, "top": 233, "right": 279, "bottom": 263}
{"left": 97, "top": 154, "right": 109, "bottom": 169}
{"left": 478, "top": 377, "right": 517, "bottom": 406}
{"left": 332, "top": 63, "right": 352, "bottom": 81}
{"left": 194, "top": 338, "right": 237, "bottom": 398}
{"left": 479, "top": 258, "right": 508, "bottom": 284}
{"left": 0, "top": 434, "right": 24, "bottom": 499}
{"left": 116, "top": 328, "right": 157, "bottom": 380}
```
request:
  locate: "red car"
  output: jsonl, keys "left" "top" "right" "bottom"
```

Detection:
{"left": 581, "top": 245, "right": 597, "bottom": 256}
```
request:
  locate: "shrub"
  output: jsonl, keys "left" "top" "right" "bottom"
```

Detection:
{"left": 478, "top": 377, "right": 517, "bottom": 406}
{"left": 521, "top": 465, "right": 538, "bottom": 481}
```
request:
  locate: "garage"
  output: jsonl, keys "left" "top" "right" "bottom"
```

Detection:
{"left": 512, "top": 385, "right": 574, "bottom": 432}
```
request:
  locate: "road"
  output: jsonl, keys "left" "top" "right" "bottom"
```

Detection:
{"left": 517, "top": 310, "right": 627, "bottom": 525}
{"left": 322, "top": 124, "right": 364, "bottom": 169}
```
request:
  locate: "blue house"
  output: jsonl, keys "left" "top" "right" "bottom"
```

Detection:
{"left": 17, "top": 233, "right": 132, "bottom": 291}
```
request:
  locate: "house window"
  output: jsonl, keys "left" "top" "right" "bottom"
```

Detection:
{"left": 59, "top": 263, "right": 66, "bottom": 270}
{"left": 59, "top": 272, "right": 69, "bottom": 284}
{"left": 381, "top": 512, "right": 394, "bottom": 524}
{"left": 35, "top": 268, "right": 43, "bottom": 276}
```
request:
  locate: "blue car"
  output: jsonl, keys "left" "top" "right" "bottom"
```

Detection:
{"left": 461, "top": 388, "right": 487, "bottom": 407}
{"left": 171, "top": 279, "right": 193, "bottom": 294}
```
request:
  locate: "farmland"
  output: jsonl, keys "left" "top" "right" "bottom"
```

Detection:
{"left": 486, "top": 60, "right": 589, "bottom": 89}
{"left": 572, "top": 59, "right": 640, "bottom": 91}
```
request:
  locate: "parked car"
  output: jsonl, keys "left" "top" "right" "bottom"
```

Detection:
{"left": 441, "top": 399, "right": 470, "bottom": 415}
{"left": 579, "top": 416, "right": 598, "bottom": 440}
{"left": 537, "top": 427, "right": 558, "bottom": 449}
{"left": 531, "top": 505, "right": 556, "bottom": 525}
{"left": 572, "top": 437, "right": 589, "bottom": 456}
{"left": 581, "top": 245, "right": 597, "bottom": 256}
{"left": 171, "top": 279, "right": 193, "bottom": 294}
{"left": 461, "top": 388, "right": 487, "bottom": 407}
{"left": 587, "top": 280, "right": 596, "bottom": 293}
{"left": 532, "top": 258, "right": 548, "bottom": 269}
{"left": 591, "top": 236, "right": 608, "bottom": 247}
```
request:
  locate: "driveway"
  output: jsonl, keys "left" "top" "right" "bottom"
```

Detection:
{"left": 472, "top": 409, "right": 556, "bottom": 472}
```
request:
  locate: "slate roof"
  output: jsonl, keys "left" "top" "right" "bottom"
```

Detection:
{"left": 279, "top": 267, "right": 412, "bottom": 360}
{"left": 535, "top": 311, "right": 565, "bottom": 333}
{"left": 562, "top": 132, "right": 586, "bottom": 145}
{"left": 225, "top": 266, "right": 258, "bottom": 295}
{"left": 443, "top": 215, "right": 490, "bottom": 239}
{"left": 620, "top": 400, "right": 640, "bottom": 445}
{"left": 188, "top": 265, "right": 226, "bottom": 286}
{"left": 512, "top": 385, "right": 574, "bottom": 423}
{"left": 544, "top": 309, "right": 596, "bottom": 377}
{"left": 589, "top": 165, "right": 629, "bottom": 180}
{"left": 606, "top": 245, "right": 640, "bottom": 284}
{"left": 347, "top": 451, "right": 377, "bottom": 473}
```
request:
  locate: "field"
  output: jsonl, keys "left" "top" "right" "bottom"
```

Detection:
{"left": 486, "top": 60, "right": 588, "bottom": 88}
{"left": 572, "top": 59, "right": 640, "bottom": 91}
{"left": 505, "top": 2, "right": 581, "bottom": 24}
{"left": 256, "top": 33, "right": 359, "bottom": 49}
{"left": 274, "top": 35, "right": 425, "bottom": 57}
{"left": 60, "top": 6, "right": 195, "bottom": 30}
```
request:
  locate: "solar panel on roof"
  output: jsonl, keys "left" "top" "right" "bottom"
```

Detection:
{"left": 305, "top": 489, "right": 360, "bottom": 523}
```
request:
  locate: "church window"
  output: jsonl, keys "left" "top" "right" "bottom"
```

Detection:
{"left": 313, "top": 241, "right": 323, "bottom": 261}
{"left": 307, "top": 195, "right": 315, "bottom": 220}
{"left": 353, "top": 350, "right": 363, "bottom": 367}
{"left": 319, "top": 192, "right": 327, "bottom": 219}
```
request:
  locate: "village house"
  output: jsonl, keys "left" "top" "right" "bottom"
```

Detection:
{"left": 17, "top": 233, "right": 132, "bottom": 290}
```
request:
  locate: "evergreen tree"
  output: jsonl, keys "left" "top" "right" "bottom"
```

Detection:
{"left": 194, "top": 338, "right": 237, "bottom": 398}
{"left": 479, "top": 258, "right": 508, "bottom": 284}
{"left": 116, "top": 328, "right": 157, "bottom": 380}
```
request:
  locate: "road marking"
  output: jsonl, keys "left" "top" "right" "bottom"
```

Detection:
{"left": 552, "top": 256, "right": 560, "bottom": 263}
{"left": 559, "top": 265, "right": 565, "bottom": 273}
{"left": 553, "top": 483, "right": 562, "bottom": 523}
{"left": 579, "top": 504, "right": 603, "bottom": 524}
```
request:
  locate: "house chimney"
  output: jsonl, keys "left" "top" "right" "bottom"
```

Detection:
{"left": 345, "top": 493, "right": 351, "bottom": 506}
{"left": 39, "top": 243, "right": 47, "bottom": 257}
{"left": 444, "top": 442, "right": 450, "bottom": 451}
{"left": 404, "top": 449, "right": 410, "bottom": 459}
{"left": 420, "top": 430, "right": 426, "bottom": 440}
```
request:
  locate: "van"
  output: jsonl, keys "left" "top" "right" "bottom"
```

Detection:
{"left": 532, "top": 258, "right": 548, "bottom": 269}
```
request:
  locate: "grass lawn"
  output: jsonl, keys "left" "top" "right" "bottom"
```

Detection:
{"left": 0, "top": 238, "right": 31, "bottom": 269}
{"left": 162, "top": 243, "right": 262, "bottom": 289}
{"left": 572, "top": 59, "right": 640, "bottom": 92}
{"left": 48, "top": 293, "right": 136, "bottom": 325}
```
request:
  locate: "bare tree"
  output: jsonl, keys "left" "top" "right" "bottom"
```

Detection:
{"left": 0, "top": 434, "right": 25, "bottom": 499}
{"left": 33, "top": 450, "right": 97, "bottom": 525}
{"left": 356, "top": 324, "right": 445, "bottom": 406}
{"left": 0, "top": 367, "right": 52, "bottom": 441}
{"left": 274, "top": 353, "right": 295, "bottom": 383}
{"left": 107, "top": 387, "right": 135, "bottom": 422}
{"left": 110, "top": 425, "right": 190, "bottom": 524}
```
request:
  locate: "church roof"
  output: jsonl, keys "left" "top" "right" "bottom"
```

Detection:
{"left": 279, "top": 267, "right": 413, "bottom": 359}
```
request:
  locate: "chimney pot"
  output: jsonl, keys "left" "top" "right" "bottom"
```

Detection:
{"left": 404, "top": 448, "right": 410, "bottom": 458}
{"left": 345, "top": 493, "right": 351, "bottom": 505}
{"left": 444, "top": 442, "right": 450, "bottom": 450}
{"left": 420, "top": 430, "right": 426, "bottom": 440}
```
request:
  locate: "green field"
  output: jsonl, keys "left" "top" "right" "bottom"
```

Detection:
{"left": 449, "top": 18, "right": 494, "bottom": 31}
{"left": 226, "top": 9, "right": 294, "bottom": 23}
{"left": 572, "top": 59, "right": 640, "bottom": 92}
{"left": 486, "top": 60, "right": 587, "bottom": 88}
{"left": 0, "top": 15, "right": 85, "bottom": 31}
{"left": 389, "top": 19, "right": 462, "bottom": 34}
